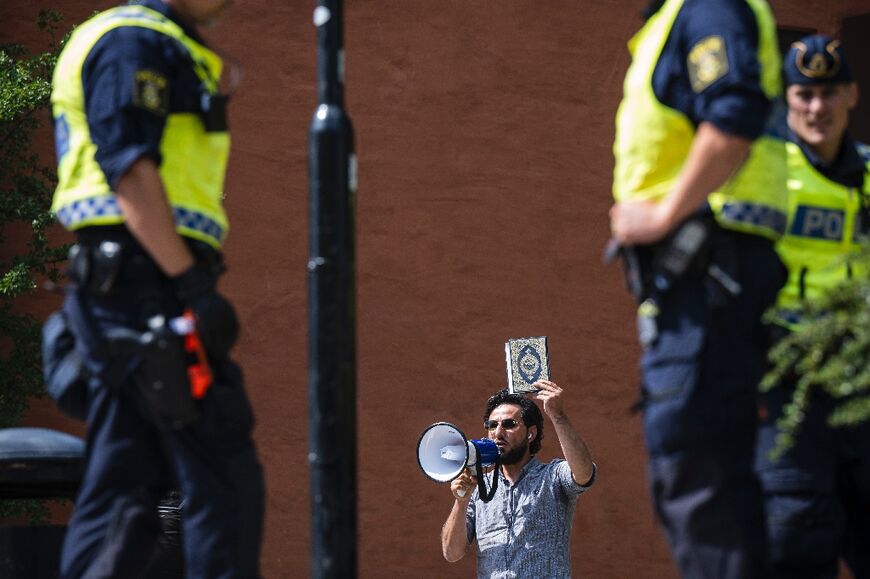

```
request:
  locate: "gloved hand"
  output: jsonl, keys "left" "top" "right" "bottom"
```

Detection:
{"left": 171, "top": 264, "right": 239, "bottom": 359}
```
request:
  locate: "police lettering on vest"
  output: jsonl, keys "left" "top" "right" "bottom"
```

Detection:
{"left": 791, "top": 206, "right": 845, "bottom": 240}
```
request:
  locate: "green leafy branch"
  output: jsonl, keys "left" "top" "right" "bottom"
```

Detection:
{"left": 0, "top": 9, "right": 69, "bottom": 522}
{"left": 761, "top": 243, "right": 870, "bottom": 457}
{"left": 1, "top": 9, "right": 67, "bottom": 420}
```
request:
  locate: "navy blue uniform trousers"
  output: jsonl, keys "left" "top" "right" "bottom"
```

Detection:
{"left": 756, "top": 380, "right": 870, "bottom": 579}
{"left": 640, "top": 230, "right": 785, "bottom": 579}
{"left": 59, "top": 274, "right": 264, "bottom": 579}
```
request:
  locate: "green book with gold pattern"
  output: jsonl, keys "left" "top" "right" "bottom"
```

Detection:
{"left": 504, "top": 336, "right": 550, "bottom": 394}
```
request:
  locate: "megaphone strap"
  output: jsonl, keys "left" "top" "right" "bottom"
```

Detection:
{"left": 476, "top": 453, "right": 500, "bottom": 503}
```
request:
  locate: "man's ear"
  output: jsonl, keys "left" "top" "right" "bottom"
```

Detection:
{"left": 527, "top": 425, "right": 537, "bottom": 442}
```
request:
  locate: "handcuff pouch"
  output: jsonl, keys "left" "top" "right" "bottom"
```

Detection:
{"left": 134, "top": 318, "right": 199, "bottom": 430}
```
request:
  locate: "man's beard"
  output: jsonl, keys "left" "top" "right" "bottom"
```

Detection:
{"left": 498, "top": 437, "right": 529, "bottom": 466}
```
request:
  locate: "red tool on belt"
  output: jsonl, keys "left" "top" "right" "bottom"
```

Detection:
{"left": 170, "top": 310, "right": 213, "bottom": 399}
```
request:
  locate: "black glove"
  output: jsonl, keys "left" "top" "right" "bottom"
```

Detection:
{"left": 171, "top": 265, "right": 239, "bottom": 359}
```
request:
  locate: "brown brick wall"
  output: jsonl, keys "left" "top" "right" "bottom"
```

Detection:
{"left": 2, "top": 1, "right": 865, "bottom": 577}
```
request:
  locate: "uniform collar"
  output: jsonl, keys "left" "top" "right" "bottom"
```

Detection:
{"left": 790, "top": 130, "right": 865, "bottom": 188}
{"left": 128, "top": 0, "right": 208, "bottom": 46}
{"left": 642, "top": 0, "right": 667, "bottom": 20}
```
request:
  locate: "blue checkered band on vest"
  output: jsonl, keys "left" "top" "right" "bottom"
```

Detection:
{"left": 55, "top": 197, "right": 225, "bottom": 245}
{"left": 720, "top": 201, "right": 787, "bottom": 236}
{"left": 174, "top": 206, "right": 224, "bottom": 243}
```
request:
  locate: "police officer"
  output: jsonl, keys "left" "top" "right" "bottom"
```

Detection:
{"left": 755, "top": 35, "right": 870, "bottom": 579}
{"left": 609, "top": 0, "right": 787, "bottom": 577}
{"left": 49, "top": 1, "right": 264, "bottom": 578}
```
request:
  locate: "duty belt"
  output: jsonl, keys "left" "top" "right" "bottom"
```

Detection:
{"left": 68, "top": 232, "right": 223, "bottom": 295}
{"left": 606, "top": 213, "right": 743, "bottom": 348}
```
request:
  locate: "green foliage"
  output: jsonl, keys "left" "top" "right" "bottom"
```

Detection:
{"left": 0, "top": 10, "right": 67, "bottom": 521}
{"left": 0, "top": 10, "right": 66, "bottom": 429}
{"left": 0, "top": 495, "right": 53, "bottom": 524}
{"left": 761, "top": 243, "right": 870, "bottom": 457}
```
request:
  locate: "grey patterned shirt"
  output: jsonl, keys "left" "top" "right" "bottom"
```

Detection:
{"left": 466, "top": 458, "right": 596, "bottom": 579}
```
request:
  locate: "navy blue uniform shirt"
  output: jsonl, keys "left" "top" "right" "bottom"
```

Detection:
{"left": 649, "top": 0, "right": 771, "bottom": 140}
{"left": 791, "top": 132, "right": 867, "bottom": 189}
{"left": 82, "top": 0, "right": 210, "bottom": 189}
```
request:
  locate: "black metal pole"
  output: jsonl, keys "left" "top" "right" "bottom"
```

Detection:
{"left": 307, "top": 0, "right": 357, "bottom": 577}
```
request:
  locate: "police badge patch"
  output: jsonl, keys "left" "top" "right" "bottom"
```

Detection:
{"left": 133, "top": 70, "right": 169, "bottom": 115}
{"left": 688, "top": 35, "right": 729, "bottom": 93}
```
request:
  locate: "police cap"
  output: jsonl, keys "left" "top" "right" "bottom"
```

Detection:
{"left": 784, "top": 34, "right": 853, "bottom": 87}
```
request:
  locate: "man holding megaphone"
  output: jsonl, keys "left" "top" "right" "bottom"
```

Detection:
{"left": 440, "top": 380, "right": 596, "bottom": 578}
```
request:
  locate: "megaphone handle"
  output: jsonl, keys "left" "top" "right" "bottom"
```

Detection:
{"left": 476, "top": 454, "right": 500, "bottom": 503}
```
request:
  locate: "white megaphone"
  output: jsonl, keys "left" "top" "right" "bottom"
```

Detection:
{"left": 416, "top": 422, "right": 500, "bottom": 502}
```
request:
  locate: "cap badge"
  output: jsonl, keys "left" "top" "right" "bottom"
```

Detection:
{"left": 793, "top": 39, "right": 841, "bottom": 79}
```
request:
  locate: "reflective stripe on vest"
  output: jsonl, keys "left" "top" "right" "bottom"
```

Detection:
{"left": 50, "top": 5, "right": 229, "bottom": 248}
{"left": 774, "top": 141, "right": 870, "bottom": 325}
{"left": 54, "top": 197, "right": 226, "bottom": 244}
{"left": 612, "top": 0, "right": 787, "bottom": 240}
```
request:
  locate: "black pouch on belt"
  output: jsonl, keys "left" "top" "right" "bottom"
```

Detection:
{"left": 68, "top": 241, "right": 124, "bottom": 294}
{"left": 130, "top": 317, "right": 199, "bottom": 430}
{"left": 41, "top": 310, "right": 89, "bottom": 421}
{"left": 104, "top": 319, "right": 197, "bottom": 430}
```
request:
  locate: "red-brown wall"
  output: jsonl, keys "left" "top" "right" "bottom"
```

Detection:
{"left": 2, "top": 2, "right": 868, "bottom": 577}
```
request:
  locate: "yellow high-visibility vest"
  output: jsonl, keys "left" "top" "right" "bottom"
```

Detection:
{"left": 51, "top": 5, "right": 230, "bottom": 249}
{"left": 774, "top": 140, "right": 870, "bottom": 325}
{"left": 613, "top": 0, "right": 787, "bottom": 240}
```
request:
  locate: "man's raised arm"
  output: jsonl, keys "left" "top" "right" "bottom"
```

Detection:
{"left": 533, "top": 380, "right": 595, "bottom": 485}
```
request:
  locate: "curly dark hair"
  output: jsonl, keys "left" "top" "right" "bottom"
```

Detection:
{"left": 483, "top": 389, "right": 544, "bottom": 455}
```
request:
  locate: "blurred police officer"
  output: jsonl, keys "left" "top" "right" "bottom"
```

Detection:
{"left": 609, "top": 0, "right": 787, "bottom": 577}
{"left": 755, "top": 35, "right": 870, "bottom": 579}
{"left": 49, "top": 1, "right": 264, "bottom": 577}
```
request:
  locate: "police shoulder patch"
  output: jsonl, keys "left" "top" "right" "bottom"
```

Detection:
{"left": 687, "top": 35, "right": 729, "bottom": 93}
{"left": 133, "top": 70, "right": 169, "bottom": 115}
